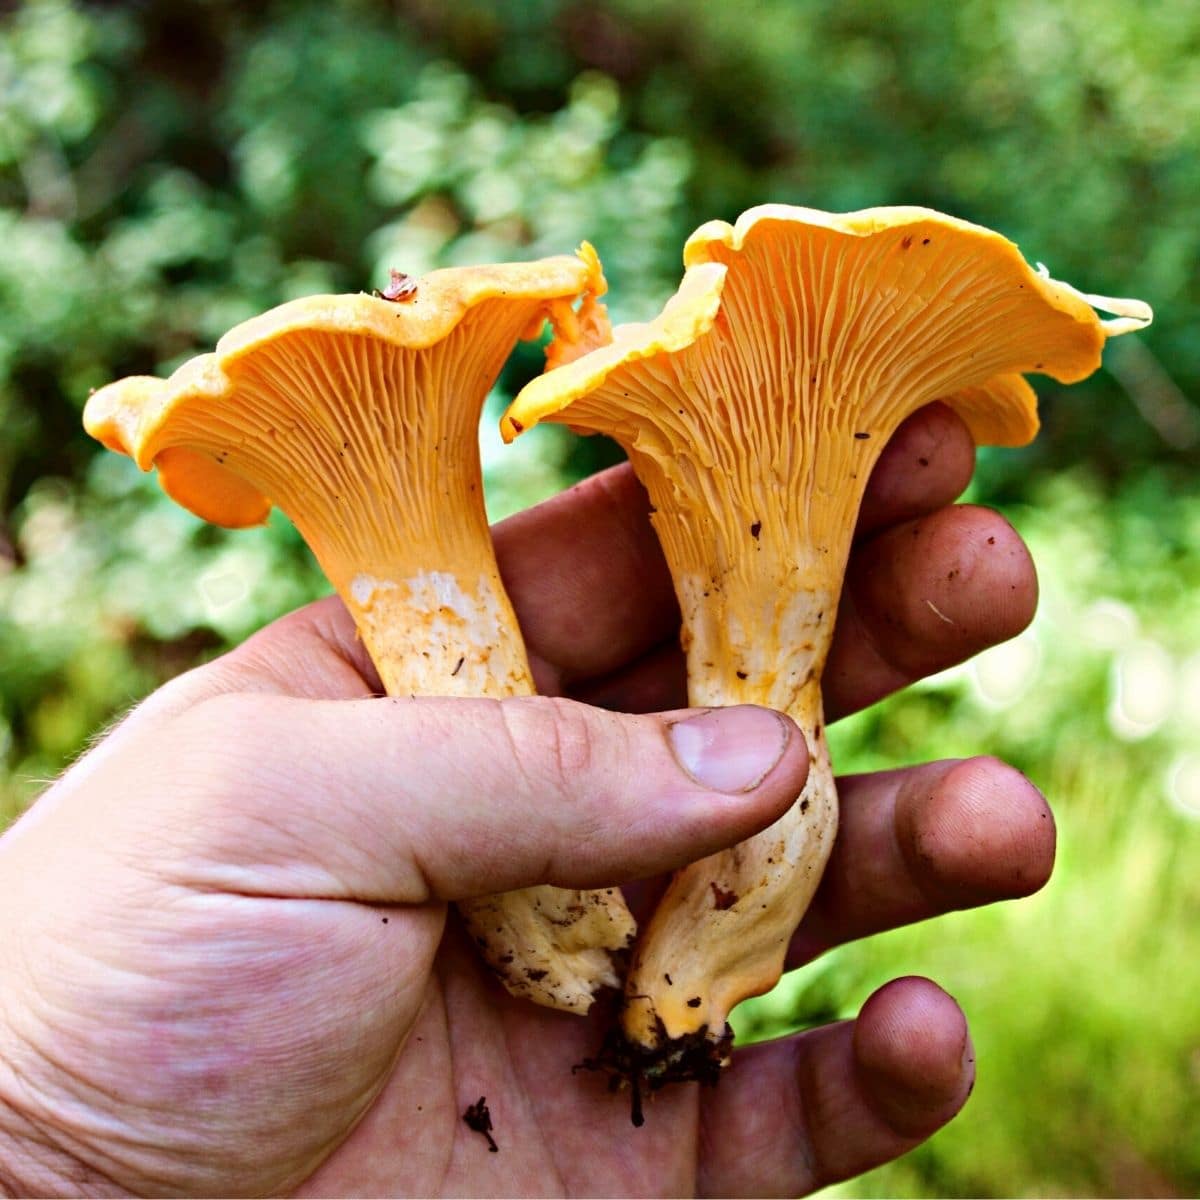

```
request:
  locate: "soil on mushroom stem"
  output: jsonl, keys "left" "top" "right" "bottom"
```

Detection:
{"left": 575, "top": 1017, "right": 733, "bottom": 1127}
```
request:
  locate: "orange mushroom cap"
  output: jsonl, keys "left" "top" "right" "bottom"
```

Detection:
{"left": 87, "top": 252, "right": 606, "bottom": 539}
{"left": 503, "top": 204, "right": 1151, "bottom": 451}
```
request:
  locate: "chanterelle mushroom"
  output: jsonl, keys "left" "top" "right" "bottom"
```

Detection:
{"left": 83, "top": 249, "right": 636, "bottom": 1015}
{"left": 502, "top": 205, "right": 1151, "bottom": 1097}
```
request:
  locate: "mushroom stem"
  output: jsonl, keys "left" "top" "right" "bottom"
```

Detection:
{"left": 346, "top": 565, "right": 637, "bottom": 1011}
{"left": 618, "top": 482, "right": 848, "bottom": 1055}
{"left": 345, "top": 566, "right": 532, "bottom": 699}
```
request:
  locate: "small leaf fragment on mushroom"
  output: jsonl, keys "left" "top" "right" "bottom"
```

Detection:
{"left": 376, "top": 268, "right": 419, "bottom": 302}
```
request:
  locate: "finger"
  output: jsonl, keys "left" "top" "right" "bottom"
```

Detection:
{"left": 494, "top": 463, "right": 678, "bottom": 690}
{"left": 823, "top": 503, "right": 1037, "bottom": 721}
{"left": 788, "top": 757, "right": 1055, "bottom": 969}
{"left": 570, "top": 639, "right": 684, "bottom": 714}
{"left": 158, "top": 694, "right": 809, "bottom": 903}
{"left": 697, "top": 977, "right": 974, "bottom": 1197}
{"left": 855, "top": 402, "right": 976, "bottom": 538}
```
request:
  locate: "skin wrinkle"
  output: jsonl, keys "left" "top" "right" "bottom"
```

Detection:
{"left": 785, "top": 1038, "right": 824, "bottom": 1197}
{"left": 0, "top": 1036, "right": 102, "bottom": 1160}
{"left": 493, "top": 1016, "right": 572, "bottom": 1198}
{"left": 697, "top": 1038, "right": 819, "bottom": 1198}
{"left": 541, "top": 696, "right": 603, "bottom": 788}
{"left": 432, "top": 937, "right": 530, "bottom": 1195}
{"left": 494, "top": 697, "right": 546, "bottom": 804}
{"left": 426, "top": 989, "right": 460, "bottom": 1196}
{"left": 0, "top": 1102, "right": 124, "bottom": 1199}
{"left": 297, "top": 964, "right": 457, "bottom": 1196}
{"left": 3, "top": 1001, "right": 174, "bottom": 1190}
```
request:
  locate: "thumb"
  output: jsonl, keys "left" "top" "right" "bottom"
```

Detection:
{"left": 161, "top": 692, "right": 810, "bottom": 903}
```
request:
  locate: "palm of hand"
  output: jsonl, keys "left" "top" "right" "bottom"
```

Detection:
{"left": 301, "top": 927, "right": 704, "bottom": 1197}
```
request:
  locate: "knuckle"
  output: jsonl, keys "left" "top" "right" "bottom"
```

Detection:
{"left": 496, "top": 696, "right": 600, "bottom": 782}
{"left": 538, "top": 696, "right": 602, "bottom": 784}
{"left": 495, "top": 696, "right": 617, "bottom": 853}
{"left": 179, "top": 692, "right": 273, "bottom": 752}
{"left": 168, "top": 692, "right": 291, "bottom": 796}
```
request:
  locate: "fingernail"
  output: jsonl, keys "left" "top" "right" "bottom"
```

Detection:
{"left": 667, "top": 706, "right": 790, "bottom": 793}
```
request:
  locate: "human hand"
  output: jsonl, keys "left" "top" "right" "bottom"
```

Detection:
{"left": 0, "top": 403, "right": 1052, "bottom": 1197}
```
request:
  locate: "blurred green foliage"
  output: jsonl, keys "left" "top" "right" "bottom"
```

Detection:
{"left": 0, "top": 1, "right": 1196, "bottom": 1195}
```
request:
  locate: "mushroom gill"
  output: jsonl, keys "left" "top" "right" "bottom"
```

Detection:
{"left": 84, "top": 251, "right": 636, "bottom": 1015}
{"left": 502, "top": 204, "right": 1151, "bottom": 1091}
